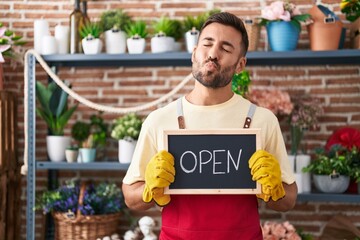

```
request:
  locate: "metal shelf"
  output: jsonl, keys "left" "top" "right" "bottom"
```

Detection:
{"left": 297, "top": 193, "right": 360, "bottom": 203}
{"left": 36, "top": 161, "right": 129, "bottom": 171}
{"left": 41, "top": 49, "right": 360, "bottom": 67}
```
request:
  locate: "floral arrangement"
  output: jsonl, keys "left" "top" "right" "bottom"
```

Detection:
{"left": 0, "top": 22, "right": 25, "bottom": 63}
{"left": 247, "top": 88, "right": 293, "bottom": 116}
{"left": 340, "top": 0, "right": 360, "bottom": 22}
{"left": 260, "top": 1, "right": 310, "bottom": 30}
{"left": 261, "top": 221, "right": 302, "bottom": 240}
{"left": 111, "top": 113, "right": 143, "bottom": 141}
{"left": 289, "top": 95, "right": 323, "bottom": 155}
{"left": 35, "top": 180, "right": 124, "bottom": 216}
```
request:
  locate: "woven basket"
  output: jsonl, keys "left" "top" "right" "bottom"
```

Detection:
{"left": 244, "top": 19, "right": 260, "bottom": 51}
{"left": 52, "top": 182, "right": 121, "bottom": 240}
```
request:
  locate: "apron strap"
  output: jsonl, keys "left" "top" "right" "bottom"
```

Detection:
{"left": 177, "top": 97, "right": 256, "bottom": 129}
{"left": 243, "top": 103, "right": 256, "bottom": 129}
{"left": 177, "top": 98, "right": 186, "bottom": 129}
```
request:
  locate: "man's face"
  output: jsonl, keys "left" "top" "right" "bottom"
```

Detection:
{"left": 191, "top": 22, "right": 245, "bottom": 89}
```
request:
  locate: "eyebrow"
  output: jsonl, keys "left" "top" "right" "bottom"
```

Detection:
{"left": 202, "top": 37, "right": 235, "bottom": 50}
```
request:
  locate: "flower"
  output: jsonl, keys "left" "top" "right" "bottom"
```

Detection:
{"left": 260, "top": 1, "right": 310, "bottom": 31}
{"left": 289, "top": 95, "right": 323, "bottom": 155}
{"left": 35, "top": 180, "right": 124, "bottom": 216}
{"left": 111, "top": 113, "right": 143, "bottom": 141}
{"left": 247, "top": 88, "right": 293, "bottom": 116}
{"left": 261, "top": 221, "right": 301, "bottom": 240}
{"left": 340, "top": 0, "right": 360, "bottom": 22}
{"left": 325, "top": 127, "right": 360, "bottom": 151}
{"left": 0, "top": 22, "right": 25, "bottom": 63}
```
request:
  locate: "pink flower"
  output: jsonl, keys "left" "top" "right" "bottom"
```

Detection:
{"left": 261, "top": 1, "right": 292, "bottom": 22}
{"left": 261, "top": 221, "right": 301, "bottom": 240}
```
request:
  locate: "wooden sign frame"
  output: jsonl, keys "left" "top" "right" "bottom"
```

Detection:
{"left": 164, "top": 129, "right": 261, "bottom": 195}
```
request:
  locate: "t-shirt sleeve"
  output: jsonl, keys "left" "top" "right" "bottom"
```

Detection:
{"left": 122, "top": 116, "right": 158, "bottom": 185}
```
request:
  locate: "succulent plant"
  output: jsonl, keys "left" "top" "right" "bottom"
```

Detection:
{"left": 99, "top": 9, "right": 132, "bottom": 32}
{"left": 79, "top": 21, "right": 102, "bottom": 39}
{"left": 125, "top": 20, "right": 148, "bottom": 39}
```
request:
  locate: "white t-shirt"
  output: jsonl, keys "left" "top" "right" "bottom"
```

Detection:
{"left": 123, "top": 94, "right": 295, "bottom": 185}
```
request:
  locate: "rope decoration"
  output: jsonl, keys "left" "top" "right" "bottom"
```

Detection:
{"left": 21, "top": 49, "right": 193, "bottom": 174}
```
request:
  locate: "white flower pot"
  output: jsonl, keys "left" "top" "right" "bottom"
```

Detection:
{"left": 65, "top": 149, "right": 78, "bottom": 163}
{"left": 313, "top": 174, "right": 350, "bottom": 193}
{"left": 82, "top": 38, "right": 103, "bottom": 54}
{"left": 151, "top": 36, "right": 174, "bottom": 53}
{"left": 119, "top": 139, "right": 137, "bottom": 164}
{"left": 185, "top": 29, "right": 199, "bottom": 53}
{"left": 288, "top": 154, "right": 311, "bottom": 193}
{"left": 127, "top": 38, "right": 146, "bottom": 54}
{"left": 46, "top": 136, "right": 71, "bottom": 162}
{"left": 105, "top": 29, "right": 126, "bottom": 54}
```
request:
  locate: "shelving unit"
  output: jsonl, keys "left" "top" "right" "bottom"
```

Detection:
{"left": 26, "top": 49, "right": 360, "bottom": 240}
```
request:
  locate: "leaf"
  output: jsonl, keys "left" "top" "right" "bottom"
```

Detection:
{"left": 36, "top": 81, "right": 52, "bottom": 114}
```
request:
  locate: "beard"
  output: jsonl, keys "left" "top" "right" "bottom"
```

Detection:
{"left": 192, "top": 59, "right": 238, "bottom": 89}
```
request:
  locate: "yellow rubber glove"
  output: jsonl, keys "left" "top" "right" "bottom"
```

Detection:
{"left": 142, "top": 150, "right": 175, "bottom": 206}
{"left": 249, "top": 150, "right": 285, "bottom": 202}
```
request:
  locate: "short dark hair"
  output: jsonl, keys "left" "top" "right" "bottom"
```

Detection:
{"left": 200, "top": 12, "right": 249, "bottom": 56}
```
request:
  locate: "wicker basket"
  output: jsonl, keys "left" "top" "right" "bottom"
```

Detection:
{"left": 52, "top": 182, "right": 121, "bottom": 240}
{"left": 244, "top": 19, "right": 260, "bottom": 51}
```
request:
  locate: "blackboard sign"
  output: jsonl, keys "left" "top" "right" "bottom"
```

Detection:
{"left": 164, "top": 129, "right": 261, "bottom": 194}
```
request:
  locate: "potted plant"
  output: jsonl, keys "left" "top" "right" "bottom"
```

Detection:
{"left": 65, "top": 145, "right": 79, "bottom": 163}
{"left": 303, "top": 145, "right": 352, "bottom": 193}
{"left": 79, "top": 21, "right": 103, "bottom": 54}
{"left": 231, "top": 70, "right": 251, "bottom": 98}
{"left": 35, "top": 180, "right": 125, "bottom": 239}
{"left": 340, "top": 0, "right": 360, "bottom": 49}
{"left": 125, "top": 20, "right": 148, "bottom": 54}
{"left": 111, "top": 113, "right": 142, "bottom": 164}
{"left": 260, "top": 1, "right": 310, "bottom": 51}
{"left": 151, "top": 16, "right": 179, "bottom": 53}
{"left": 99, "top": 9, "right": 132, "bottom": 54}
{"left": 71, "top": 114, "right": 108, "bottom": 163}
{"left": 0, "top": 22, "right": 26, "bottom": 90}
{"left": 36, "top": 81, "right": 78, "bottom": 162}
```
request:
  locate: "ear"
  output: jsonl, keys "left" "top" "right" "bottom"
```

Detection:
{"left": 191, "top": 46, "right": 197, "bottom": 63}
{"left": 235, "top": 57, "right": 247, "bottom": 74}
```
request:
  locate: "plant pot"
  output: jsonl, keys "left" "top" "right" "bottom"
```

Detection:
{"left": 82, "top": 38, "right": 103, "bottom": 54}
{"left": 313, "top": 174, "right": 350, "bottom": 193}
{"left": 288, "top": 154, "right": 311, "bottom": 193}
{"left": 350, "top": 18, "right": 360, "bottom": 49}
{"left": 151, "top": 36, "right": 174, "bottom": 53}
{"left": 79, "top": 148, "right": 96, "bottom": 163}
{"left": 244, "top": 19, "right": 260, "bottom": 51}
{"left": 185, "top": 29, "right": 199, "bottom": 53}
{"left": 127, "top": 37, "right": 146, "bottom": 54}
{"left": 266, "top": 21, "right": 300, "bottom": 51}
{"left": 118, "top": 139, "right": 137, "bottom": 164}
{"left": 46, "top": 136, "right": 71, "bottom": 162}
{"left": 105, "top": 29, "right": 126, "bottom": 54}
{"left": 65, "top": 149, "right": 78, "bottom": 163}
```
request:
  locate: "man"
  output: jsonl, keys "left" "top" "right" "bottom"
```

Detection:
{"left": 122, "top": 12, "right": 297, "bottom": 239}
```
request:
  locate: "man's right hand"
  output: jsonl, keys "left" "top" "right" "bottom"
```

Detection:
{"left": 142, "top": 150, "right": 175, "bottom": 206}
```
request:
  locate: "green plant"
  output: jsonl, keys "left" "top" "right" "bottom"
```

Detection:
{"left": 79, "top": 21, "right": 102, "bottom": 39}
{"left": 231, "top": 70, "right": 251, "bottom": 97}
{"left": 152, "top": 17, "right": 182, "bottom": 39}
{"left": 303, "top": 145, "right": 352, "bottom": 176}
{"left": 111, "top": 113, "right": 143, "bottom": 141}
{"left": 36, "top": 81, "right": 77, "bottom": 136}
{"left": 35, "top": 179, "right": 124, "bottom": 215}
{"left": 71, "top": 114, "right": 107, "bottom": 148}
{"left": 340, "top": 0, "right": 360, "bottom": 22}
{"left": 0, "top": 22, "right": 26, "bottom": 62}
{"left": 99, "top": 9, "right": 132, "bottom": 32}
{"left": 183, "top": 9, "right": 221, "bottom": 32}
{"left": 66, "top": 145, "right": 79, "bottom": 151}
{"left": 125, "top": 20, "right": 148, "bottom": 39}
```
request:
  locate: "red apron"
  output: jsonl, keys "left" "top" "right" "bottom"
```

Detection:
{"left": 160, "top": 99, "right": 262, "bottom": 240}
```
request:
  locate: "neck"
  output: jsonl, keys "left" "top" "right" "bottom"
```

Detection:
{"left": 186, "top": 82, "right": 234, "bottom": 106}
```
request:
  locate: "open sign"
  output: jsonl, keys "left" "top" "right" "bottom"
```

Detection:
{"left": 164, "top": 129, "right": 261, "bottom": 194}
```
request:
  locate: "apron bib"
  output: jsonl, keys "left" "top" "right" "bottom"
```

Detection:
{"left": 160, "top": 98, "right": 263, "bottom": 240}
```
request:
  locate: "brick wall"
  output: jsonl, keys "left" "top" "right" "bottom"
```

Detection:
{"left": 1, "top": 0, "right": 359, "bottom": 239}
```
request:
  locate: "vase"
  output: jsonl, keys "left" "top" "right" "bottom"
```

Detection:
{"left": 118, "top": 139, "right": 137, "bottom": 164}
{"left": 79, "top": 148, "right": 96, "bottom": 163}
{"left": 313, "top": 174, "right": 350, "bottom": 193}
{"left": 266, "top": 21, "right": 300, "bottom": 51}
{"left": 65, "top": 149, "right": 78, "bottom": 163}
{"left": 288, "top": 154, "right": 311, "bottom": 193}
{"left": 46, "top": 136, "right": 71, "bottom": 162}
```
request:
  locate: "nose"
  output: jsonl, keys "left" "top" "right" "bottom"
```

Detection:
{"left": 207, "top": 46, "right": 219, "bottom": 61}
